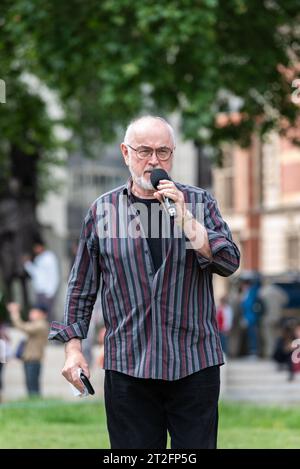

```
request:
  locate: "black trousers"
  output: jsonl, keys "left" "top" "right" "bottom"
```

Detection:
{"left": 104, "top": 365, "right": 220, "bottom": 449}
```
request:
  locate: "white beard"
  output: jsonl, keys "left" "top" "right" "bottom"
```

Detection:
{"left": 128, "top": 158, "right": 155, "bottom": 190}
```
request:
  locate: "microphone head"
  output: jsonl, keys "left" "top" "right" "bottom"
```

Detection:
{"left": 150, "top": 169, "right": 171, "bottom": 189}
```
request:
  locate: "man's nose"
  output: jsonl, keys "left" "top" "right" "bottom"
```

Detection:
{"left": 148, "top": 150, "right": 159, "bottom": 165}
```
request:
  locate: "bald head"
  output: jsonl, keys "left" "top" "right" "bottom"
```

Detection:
{"left": 124, "top": 116, "right": 175, "bottom": 147}
{"left": 120, "top": 115, "right": 175, "bottom": 193}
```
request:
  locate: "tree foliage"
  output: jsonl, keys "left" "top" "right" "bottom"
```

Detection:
{"left": 1, "top": 0, "right": 300, "bottom": 166}
{"left": 0, "top": 0, "right": 62, "bottom": 202}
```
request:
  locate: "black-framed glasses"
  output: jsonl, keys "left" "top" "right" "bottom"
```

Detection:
{"left": 126, "top": 144, "right": 173, "bottom": 161}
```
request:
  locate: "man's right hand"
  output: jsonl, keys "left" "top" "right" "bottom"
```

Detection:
{"left": 62, "top": 338, "right": 90, "bottom": 393}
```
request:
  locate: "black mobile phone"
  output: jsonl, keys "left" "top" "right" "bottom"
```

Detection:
{"left": 80, "top": 371, "right": 95, "bottom": 395}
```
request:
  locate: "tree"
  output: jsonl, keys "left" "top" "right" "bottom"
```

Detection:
{"left": 1, "top": 0, "right": 300, "bottom": 301}
{"left": 0, "top": 0, "right": 62, "bottom": 303}
{"left": 4, "top": 0, "right": 300, "bottom": 154}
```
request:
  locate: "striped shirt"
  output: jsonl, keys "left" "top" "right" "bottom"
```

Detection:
{"left": 49, "top": 177, "right": 240, "bottom": 380}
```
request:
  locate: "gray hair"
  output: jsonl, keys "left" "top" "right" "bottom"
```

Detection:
{"left": 124, "top": 115, "right": 175, "bottom": 146}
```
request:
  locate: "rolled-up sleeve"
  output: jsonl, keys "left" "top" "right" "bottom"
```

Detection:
{"left": 195, "top": 191, "right": 240, "bottom": 277}
{"left": 48, "top": 205, "right": 100, "bottom": 342}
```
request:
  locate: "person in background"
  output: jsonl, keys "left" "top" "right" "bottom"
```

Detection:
{"left": 0, "top": 320, "right": 10, "bottom": 403}
{"left": 7, "top": 302, "right": 49, "bottom": 396}
{"left": 241, "top": 280, "right": 262, "bottom": 358}
{"left": 227, "top": 283, "right": 244, "bottom": 357}
{"left": 23, "top": 235, "right": 60, "bottom": 322}
{"left": 216, "top": 295, "right": 233, "bottom": 355}
{"left": 290, "top": 322, "right": 300, "bottom": 380}
{"left": 274, "top": 319, "right": 300, "bottom": 382}
{"left": 258, "top": 281, "right": 288, "bottom": 358}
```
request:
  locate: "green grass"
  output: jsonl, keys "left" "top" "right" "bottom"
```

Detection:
{"left": 1, "top": 399, "right": 300, "bottom": 448}
{"left": 0, "top": 399, "right": 109, "bottom": 449}
{"left": 219, "top": 402, "right": 300, "bottom": 449}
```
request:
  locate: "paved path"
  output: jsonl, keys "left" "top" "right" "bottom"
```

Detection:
{"left": 223, "top": 357, "right": 300, "bottom": 403}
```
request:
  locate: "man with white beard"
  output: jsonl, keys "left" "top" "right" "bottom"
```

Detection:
{"left": 49, "top": 116, "right": 240, "bottom": 449}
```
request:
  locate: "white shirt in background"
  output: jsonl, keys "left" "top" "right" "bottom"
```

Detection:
{"left": 24, "top": 250, "right": 60, "bottom": 298}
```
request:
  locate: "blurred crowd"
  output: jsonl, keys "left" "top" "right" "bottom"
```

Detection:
{"left": 0, "top": 236, "right": 105, "bottom": 403}
{"left": 217, "top": 275, "right": 300, "bottom": 381}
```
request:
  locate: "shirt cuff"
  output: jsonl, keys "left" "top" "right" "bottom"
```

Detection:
{"left": 195, "top": 228, "right": 230, "bottom": 269}
{"left": 48, "top": 319, "right": 89, "bottom": 343}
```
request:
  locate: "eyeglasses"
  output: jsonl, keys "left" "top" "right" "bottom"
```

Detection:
{"left": 126, "top": 144, "right": 173, "bottom": 161}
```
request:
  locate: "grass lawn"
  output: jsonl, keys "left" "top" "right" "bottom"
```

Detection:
{"left": 219, "top": 402, "right": 300, "bottom": 449}
{"left": 0, "top": 399, "right": 109, "bottom": 449}
{"left": 1, "top": 399, "right": 300, "bottom": 449}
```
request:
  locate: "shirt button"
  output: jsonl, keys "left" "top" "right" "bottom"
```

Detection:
{"left": 145, "top": 250, "right": 149, "bottom": 254}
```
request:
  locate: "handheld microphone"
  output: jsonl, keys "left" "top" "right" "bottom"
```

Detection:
{"left": 150, "top": 169, "right": 177, "bottom": 217}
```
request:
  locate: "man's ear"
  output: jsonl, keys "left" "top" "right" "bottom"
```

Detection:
{"left": 120, "top": 143, "right": 129, "bottom": 166}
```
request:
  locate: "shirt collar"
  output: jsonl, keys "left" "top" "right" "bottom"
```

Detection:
{"left": 123, "top": 176, "right": 133, "bottom": 196}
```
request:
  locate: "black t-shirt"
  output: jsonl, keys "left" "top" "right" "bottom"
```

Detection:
{"left": 131, "top": 194, "right": 163, "bottom": 273}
